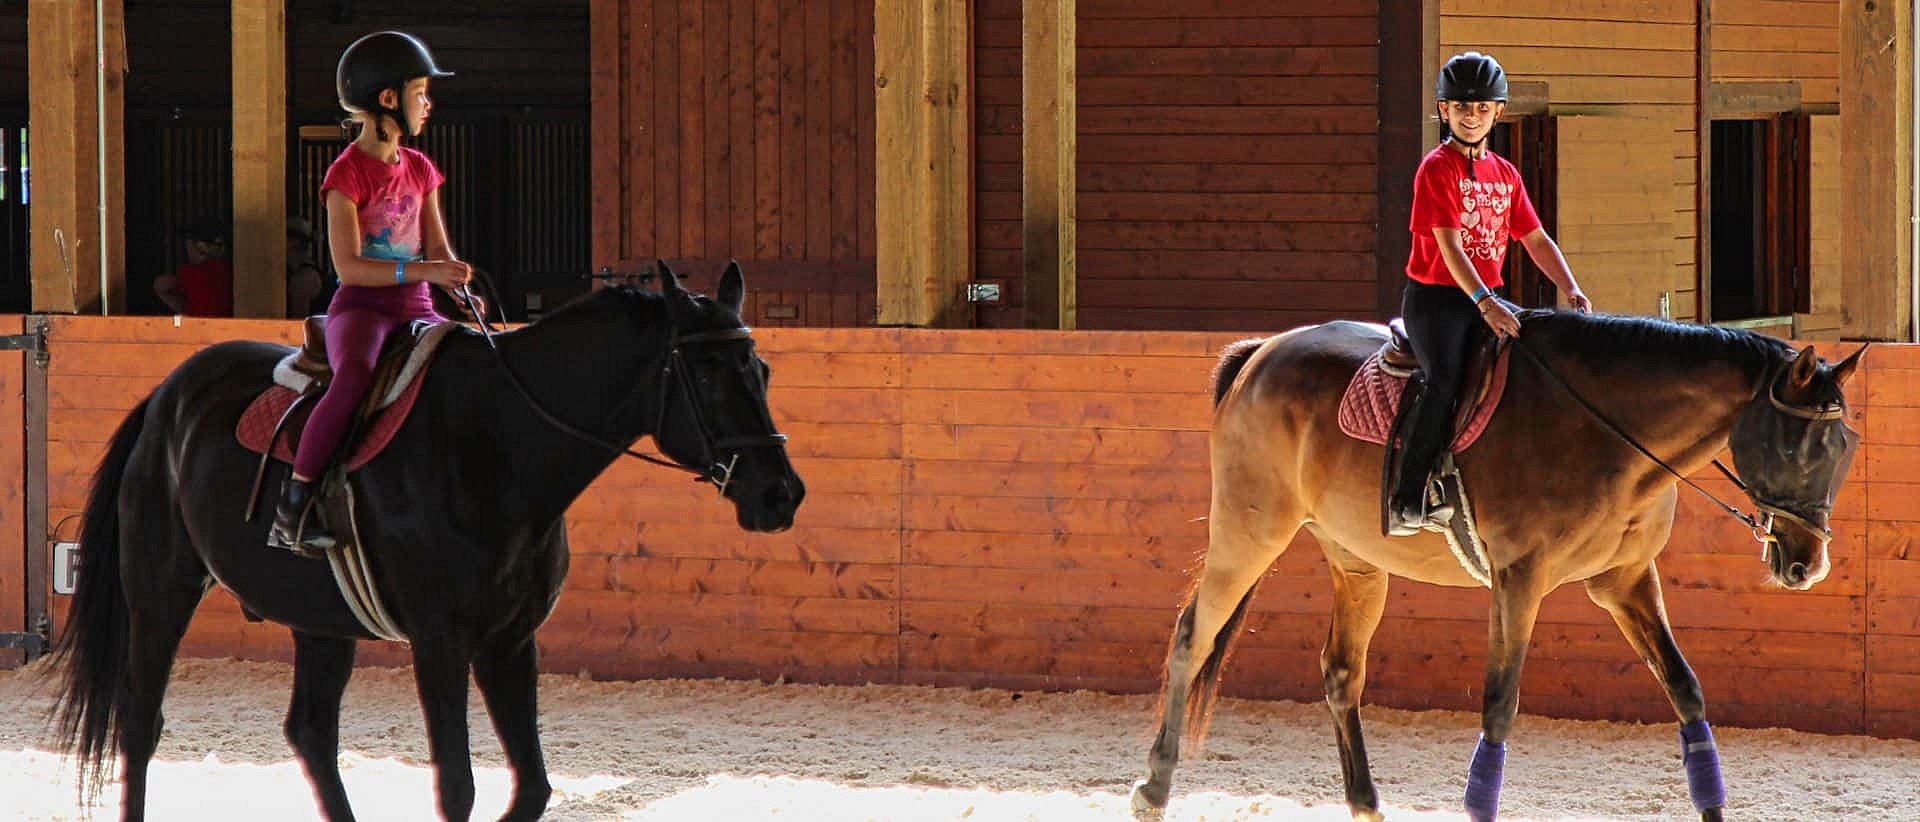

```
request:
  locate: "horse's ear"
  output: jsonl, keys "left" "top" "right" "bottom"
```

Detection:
{"left": 1831, "top": 342, "right": 1869, "bottom": 386}
{"left": 718, "top": 260, "right": 745, "bottom": 314}
{"left": 1788, "top": 344, "right": 1821, "bottom": 391}
{"left": 656, "top": 259, "right": 681, "bottom": 293}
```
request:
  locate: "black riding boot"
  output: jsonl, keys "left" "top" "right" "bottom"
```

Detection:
{"left": 267, "top": 477, "right": 336, "bottom": 558}
{"left": 1386, "top": 380, "right": 1458, "bottom": 536}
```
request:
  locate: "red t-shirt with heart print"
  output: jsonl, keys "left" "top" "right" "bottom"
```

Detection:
{"left": 1406, "top": 144, "right": 1542, "bottom": 288}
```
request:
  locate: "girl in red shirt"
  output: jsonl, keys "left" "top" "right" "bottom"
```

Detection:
{"left": 269, "top": 31, "right": 474, "bottom": 556}
{"left": 1388, "top": 52, "right": 1592, "bottom": 537}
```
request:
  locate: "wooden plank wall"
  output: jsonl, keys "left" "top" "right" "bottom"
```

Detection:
{"left": 1553, "top": 114, "right": 1681, "bottom": 317}
{"left": 1443, "top": 0, "right": 1702, "bottom": 319}
{"left": 1712, "top": 0, "right": 1839, "bottom": 107}
{"left": 27, "top": 316, "right": 1920, "bottom": 736}
{"left": 591, "top": 0, "right": 877, "bottom": 329}
{"left": 976, "top": 1, "right": 1383, "bottom": 331}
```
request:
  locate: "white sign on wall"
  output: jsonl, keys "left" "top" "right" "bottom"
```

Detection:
{"left": 53, "top": 541, "right": 79, "bottom": 596}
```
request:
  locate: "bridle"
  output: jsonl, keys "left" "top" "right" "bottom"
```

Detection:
{"left": 456, "top": 287, "right": 787, "bottom": 495}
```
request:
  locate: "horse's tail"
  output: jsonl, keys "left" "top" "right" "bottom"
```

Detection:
{"left": 1211, "top": 338, "right": 1266, "bottom": 407}
{"left": 46, "top": 395, "right": 151, "bottom": 797}
{"left": 1176, "top": 582, "right": 1259, "bottom": 746}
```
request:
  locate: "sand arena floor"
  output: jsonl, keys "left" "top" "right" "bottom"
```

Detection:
{"left": 1, "top": 658, "right": 1916, "bottom": 820}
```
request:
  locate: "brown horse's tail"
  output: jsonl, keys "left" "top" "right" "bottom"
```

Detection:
{"left": 1176, "top": 582, "right": 1260, "bottom": 746}
{"left": 1211, "top": 338, "right": 1267, "bottom": 407}
{"left": 46, "top": 395, "right": 150, "bottom": 800}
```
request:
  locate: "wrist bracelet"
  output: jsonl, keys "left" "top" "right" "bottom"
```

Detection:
{"left": 396, "top": 261, "right": 407, "bottom": 284}
{"left": 1468, "top": 286, "right": 1493, "bottom": 304}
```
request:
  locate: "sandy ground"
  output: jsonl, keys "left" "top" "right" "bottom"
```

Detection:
{"left": 1, "top": 658, "right": 1915, "bottom": 821}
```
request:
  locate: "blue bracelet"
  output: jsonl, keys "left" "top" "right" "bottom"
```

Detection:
{"left": 395, "top": 261, "right": 406, "bottom": 284}
{"left": 1468, "top": 286, "right": 1493, "bottom": 304}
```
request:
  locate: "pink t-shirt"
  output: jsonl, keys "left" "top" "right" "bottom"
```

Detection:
{"left": 320, "top": 144, "right": 446, "bottom": 316}
{"left": 1406, "top": 144, "right": 1541, "bottom": 288}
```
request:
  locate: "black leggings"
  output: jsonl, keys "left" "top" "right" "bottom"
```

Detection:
{"left": 1399, "top": 282, "right": 1482, "bottom": 483}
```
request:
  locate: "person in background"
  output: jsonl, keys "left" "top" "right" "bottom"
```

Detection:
{"left": 287, "top": 216, "right": 325, "bottom": 317}
{"left": 153, "top": 218, "right": 233, "bottom": 317}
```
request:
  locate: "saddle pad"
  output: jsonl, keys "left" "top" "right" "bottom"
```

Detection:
{"left": 1337, "top": 349, "right": 1510, "bottom": 453}
{"left": 234, "top": 377, "right": 429, "bottom": 472}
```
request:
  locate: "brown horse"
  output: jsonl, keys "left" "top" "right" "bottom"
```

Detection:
{"left": 1129, "top": 311, "right": 1863, "bottom": 821}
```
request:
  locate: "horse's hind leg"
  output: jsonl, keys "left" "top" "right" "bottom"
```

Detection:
{"left": 1131, "top": 503, "right": 1300, "bottom": 816}
{"left": 116, "top": 549, "right": 208, "bottom": 821}
{"left": 472, "top": 634, "right": 550, "bottom": 822}
{"left": 1321, "top": 554, "right": 1390, "bottom": 821}
{"left": 285, "top": 631, "right": 359, "bottom": 821}
{"left": 1586, "top": 562, "right": 1724, "bottom": 822}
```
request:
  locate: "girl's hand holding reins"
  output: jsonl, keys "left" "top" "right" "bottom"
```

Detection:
{"left": 1567, "top": 289, "right": 1593, "bottom": 313}
{"left": 1478, "top": 296, "right": 1521, "bottom": 340}
{"left": 416, "top": 260, "right": 472, "bottom": 289}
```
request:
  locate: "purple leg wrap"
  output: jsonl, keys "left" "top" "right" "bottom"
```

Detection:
{"left": 1680, "top": 719, "right": 1726, "bottom": 812}
{"left": 1464, "top": 734, "right": 1505, "bottom": 821}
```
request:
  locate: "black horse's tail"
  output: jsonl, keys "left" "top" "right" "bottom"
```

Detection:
{"left": 1211, "top": 338, "right": 1267, "bottom": 407}
{"left": 46, "top": 395, "right": 150, "bottom": 797}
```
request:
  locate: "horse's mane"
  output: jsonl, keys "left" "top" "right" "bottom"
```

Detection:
{"left": 1518, "top": 308, "right": 1791, "bottom": 382}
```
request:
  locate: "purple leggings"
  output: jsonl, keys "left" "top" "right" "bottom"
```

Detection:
{"left": 292, "top": 307, "right": 435, "bottom": 479}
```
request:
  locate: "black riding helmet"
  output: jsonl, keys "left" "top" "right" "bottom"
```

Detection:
{"left": 336, "top": 31, "right": 454, "bottom": 140}
{"left": 1437, "top": 52, "right": 1508, "bottom": 103}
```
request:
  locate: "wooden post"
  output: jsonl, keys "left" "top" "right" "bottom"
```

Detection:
{"left": 232, "top": 0, "right": 288, "bottom": 318}
{"left": 1376, "top": 0, "right": 1437, "bottom": 320}
{"left": 27, "top": 0, "right": 126, "bottom": 315}
{"left": 1023, "top": 0, "right": 1073, "bottom": 329}
{"left": 875, "top": 0, "right": 973, "bottom": 327}
{"left": 1841, "top": 0, "right": 1914, "bottom": 340}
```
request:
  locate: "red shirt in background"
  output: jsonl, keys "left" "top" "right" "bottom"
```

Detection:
{"left": 176, "top": 258, "right": 233, "bottom": 317}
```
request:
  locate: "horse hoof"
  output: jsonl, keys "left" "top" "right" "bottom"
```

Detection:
{"left": 1130, "top": 779, "right": 1168, "bottom": 818}
{"left": 1351, "top": 810, "right": 1385, "bottom": 822}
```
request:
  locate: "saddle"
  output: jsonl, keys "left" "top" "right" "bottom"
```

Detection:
{"left": 235, "top": 316, "right": 462, "bottom": 513}
{"left": 1337, "top": 318, "right": 1511, "bottom": 452}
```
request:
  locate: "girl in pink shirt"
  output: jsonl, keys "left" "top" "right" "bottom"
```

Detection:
{"left": 270, "top": 31, "right": 474, "bottom": 556}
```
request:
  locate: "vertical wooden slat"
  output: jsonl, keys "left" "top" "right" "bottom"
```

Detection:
{"left": 681, "top": 0, "right": 707, "bottom": 256}
{"left": 654, "top": 0, "right": 682, "bottom": 258}
{"left": 0, "top": 314, "right": 23, "bottom": 668}
{"left": 856, "top": 0, "right": 876, "bottom": 261}
{"left": 705, "top": 0, "right": 730, "bottom": 259}
{"left": 627, "top": 0, "right": 657, "bottom": 262}
{"left": 754, "top": 0, "right": 781, "bottom": 260}
{"left": 1021, "top": 0, "right": 1073, "bottom": 329}
{"left": 1696, "top": 0, "right": 1712, "bottom": 322}
{"left": 828, "top": 0, "right": 856, "bottom": 260}
{"left": 1377, "top": 0, "right": 1436, "bottom": 322}
{"left": 232, "top": 0, "right": 286, "bottom": 317}
{"left": 780, "top": 0, "right": 806, "bottom": 258}
{"left": 806, "top": 0, "right": 832, "bottom": 260}
{"left": 592, "top": 0, "right": 623, "bottom": 269}
{"left": 730, "top": 0, "right": 756, "bottom": 267}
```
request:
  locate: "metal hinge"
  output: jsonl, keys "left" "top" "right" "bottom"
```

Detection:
{"left": 0, "top": 613, "right": 50, "bottom": 657}
{"left": 0, "top": 320, "right": 48, "bottom": 368}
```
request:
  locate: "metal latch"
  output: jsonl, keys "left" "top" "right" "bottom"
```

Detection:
{"left": 0, "top": 322, "right": 48, "bottom": 367}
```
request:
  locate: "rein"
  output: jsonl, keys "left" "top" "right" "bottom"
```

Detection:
{"left": 454, "top": 285, "right": 785, "bottom": 494}
{"left": 1509, "top": 337, "right": 1779, "bottom": 543}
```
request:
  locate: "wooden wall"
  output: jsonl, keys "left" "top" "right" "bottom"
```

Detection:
{"left": 0, "top": 7, "right": 24, "bottom": 106}
{"left": 1712, "top": 0, "right": 1839, "bottom": 108}
{"left": 590, "top": 0, "right": 878, "bottom": 328}
{"left": 975, "top": 1, "right": 1383, "bottom": 331}
{"left": 23, "top": 315, "right": 1920, "bottom": 737}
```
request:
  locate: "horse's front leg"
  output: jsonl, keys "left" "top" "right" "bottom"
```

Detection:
{"left": 410, "top": 638, "right": 478, "bottom": 821}
{"left": 1466, "top": 564, "right": 1549, "bottom": 822}
{"left": 1586, "top": 561, "right": 1725, "bottom": 822}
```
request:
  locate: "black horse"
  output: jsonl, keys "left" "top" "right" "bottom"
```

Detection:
{"left": 44, "top": 261, "right": 805, "bottom": 821}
